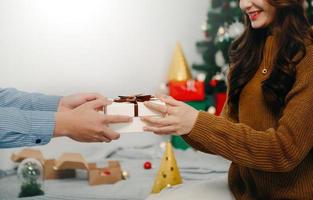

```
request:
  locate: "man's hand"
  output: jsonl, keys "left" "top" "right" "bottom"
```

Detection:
{"left": 58, "top": 93, "right": 107, "bottom": 112}
{"left": 54, "top": 99, "right": 132, "bottom": 143}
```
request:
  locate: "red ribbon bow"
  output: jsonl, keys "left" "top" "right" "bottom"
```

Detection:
{"left": 114, "top": 94, "right": 153, "bottom": 117}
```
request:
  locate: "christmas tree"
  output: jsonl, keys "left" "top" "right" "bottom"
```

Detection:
{"left": 193, "top": 0, "right": 313, "bottom": 95}
{"left": 193, "top": 0, "right": 243, "bottom": 95}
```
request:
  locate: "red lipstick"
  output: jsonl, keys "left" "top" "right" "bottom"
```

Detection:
{"left": 248, "top": 11, "right": 261, "bottom": 21}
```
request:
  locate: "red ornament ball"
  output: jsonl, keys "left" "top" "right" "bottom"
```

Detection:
{"left": 144, "top": 161, "right": 152, "bottom": 170}
{"left": 209, "top": 79, "right": 218, "bottom": 87}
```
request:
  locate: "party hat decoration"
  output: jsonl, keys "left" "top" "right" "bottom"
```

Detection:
{"left": 168, "top": 42, "right": 192, "bottom": 81}
{"left": 151, "top": 142, "right": 182, "bottom": 193}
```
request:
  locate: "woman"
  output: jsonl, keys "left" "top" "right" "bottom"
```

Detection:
{"left": 142, "top": 0, "right": 313, "bottom": 199}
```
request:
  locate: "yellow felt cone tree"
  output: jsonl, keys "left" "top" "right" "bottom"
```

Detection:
{"left": 168, "top": 42, "right": 192, "bottom": 81}
{"left": 151, "top": 142, "right": 183, "bottom": 193}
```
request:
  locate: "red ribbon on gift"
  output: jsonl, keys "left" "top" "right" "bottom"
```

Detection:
{"left": 114, "top": 94, "right": 153, "bottom": 117}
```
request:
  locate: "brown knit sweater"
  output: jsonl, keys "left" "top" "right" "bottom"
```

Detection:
{"left": 183, "top": 36, "right": 313, "bottom": 199}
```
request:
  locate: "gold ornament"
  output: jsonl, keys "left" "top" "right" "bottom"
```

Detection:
{"left": 121, "top": 171, "right": 129, "bottom": 180}
{"left": 151, "top": 142, "right": 182, "bottom": 193}
{"left": 208, "top": 106, "right": 216, "bottom": 115}
{"left": 168, "top": 42, "right": 192, "bottom": 81}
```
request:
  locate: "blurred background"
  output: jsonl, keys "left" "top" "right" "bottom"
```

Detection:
{"left": 0, "top": 0, "right": 209, "bottom": 96}
{"left": 0, "top": 0, "right": 312, "bottom": 167}
{"left": 0, "top": 1, "right": 312, "bottom": 198}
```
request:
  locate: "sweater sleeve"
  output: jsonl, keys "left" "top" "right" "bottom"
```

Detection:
{"left": 182, "top": 98, "right": 237, "bottom": 154}
{"left": 0, "top": 88, "right": 61, "bottom": 112}
{"left": 0, "top": 107, "right": 55, "bottom": 148}
{"left": 183, "top": 46, "right": 313, "bottom": 173}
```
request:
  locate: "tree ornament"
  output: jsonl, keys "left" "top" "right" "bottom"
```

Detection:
{"left": 144, "top": 161, "right": 152, "bottom": 170}
{"left": 121, "top": 170, "right": 129, "bottom": 180}
{"left": 216, "top": 24, "right": 230, "bottom": 43}
{"left": 213, "top": 74, "right": 223, "bottom": 81}
{"left": 228, "top": 20, "right": 244, "bottom": 39}
{"left": 196, "top": 72, "right": 206, "bottom": 82}
{"left": 230, "top": 1, "right": 237, "bottom": 8}
{"left": 208, "top": 106, "right": 216, "bottom": 115}
{"left": 217, "top": 26, "right": 225, "bottom": 39}
{"left": 215, "top": 50, "right": 226, "bottom": 67}
{"left": 159, "top": 142, "right": 167, "bottom": 150}
{"left": 151, "top": 142, "right": 182, "bottom": 193}
{"left": 201, "top": 21, "right": 208, "bottom": 31}
{"left": 17, "top": 158, "right": 44, "bottom": 197}
{"left": 209, "top": 79, "right": 218, "bottom": 87}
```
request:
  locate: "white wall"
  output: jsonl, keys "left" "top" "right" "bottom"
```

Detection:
{"left": 0, "top": 0, "right": 209, "bottom": 97}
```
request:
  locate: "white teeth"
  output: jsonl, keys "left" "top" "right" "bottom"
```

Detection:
{"left": 248, "top": 10, "right": 261, "bottom": 15}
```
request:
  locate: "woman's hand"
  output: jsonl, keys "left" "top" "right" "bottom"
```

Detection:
{"left": 54, "top": 99, "right": 132, "bottom": 143}
{"left": 141, "top": 95, "right": 199, "bottom": 135}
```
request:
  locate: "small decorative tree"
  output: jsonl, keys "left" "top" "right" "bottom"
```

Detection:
{"left": 17, "top": 158, "right": 44, "bottom": 198}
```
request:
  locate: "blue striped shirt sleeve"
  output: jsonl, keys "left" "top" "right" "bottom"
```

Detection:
{"left": 0, "top": 107, "right": 55, "bottom": 148}
{"left": 0, "top": 88, "right": 61, "bottom": 111}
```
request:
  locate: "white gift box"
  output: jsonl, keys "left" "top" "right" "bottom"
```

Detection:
{"left": 104, "top": 98, "right": 165, "bottom": 133}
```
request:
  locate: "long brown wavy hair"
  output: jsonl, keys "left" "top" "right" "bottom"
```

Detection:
{"left": 227, "top": 0, "right": 313, "bottom": 118}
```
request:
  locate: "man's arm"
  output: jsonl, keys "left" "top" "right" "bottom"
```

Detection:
{"left": 0, "top": 107, "right": 55, "bottom": 148}
{"left": 0, "top": 88, "right": 61, "bottom": 111}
